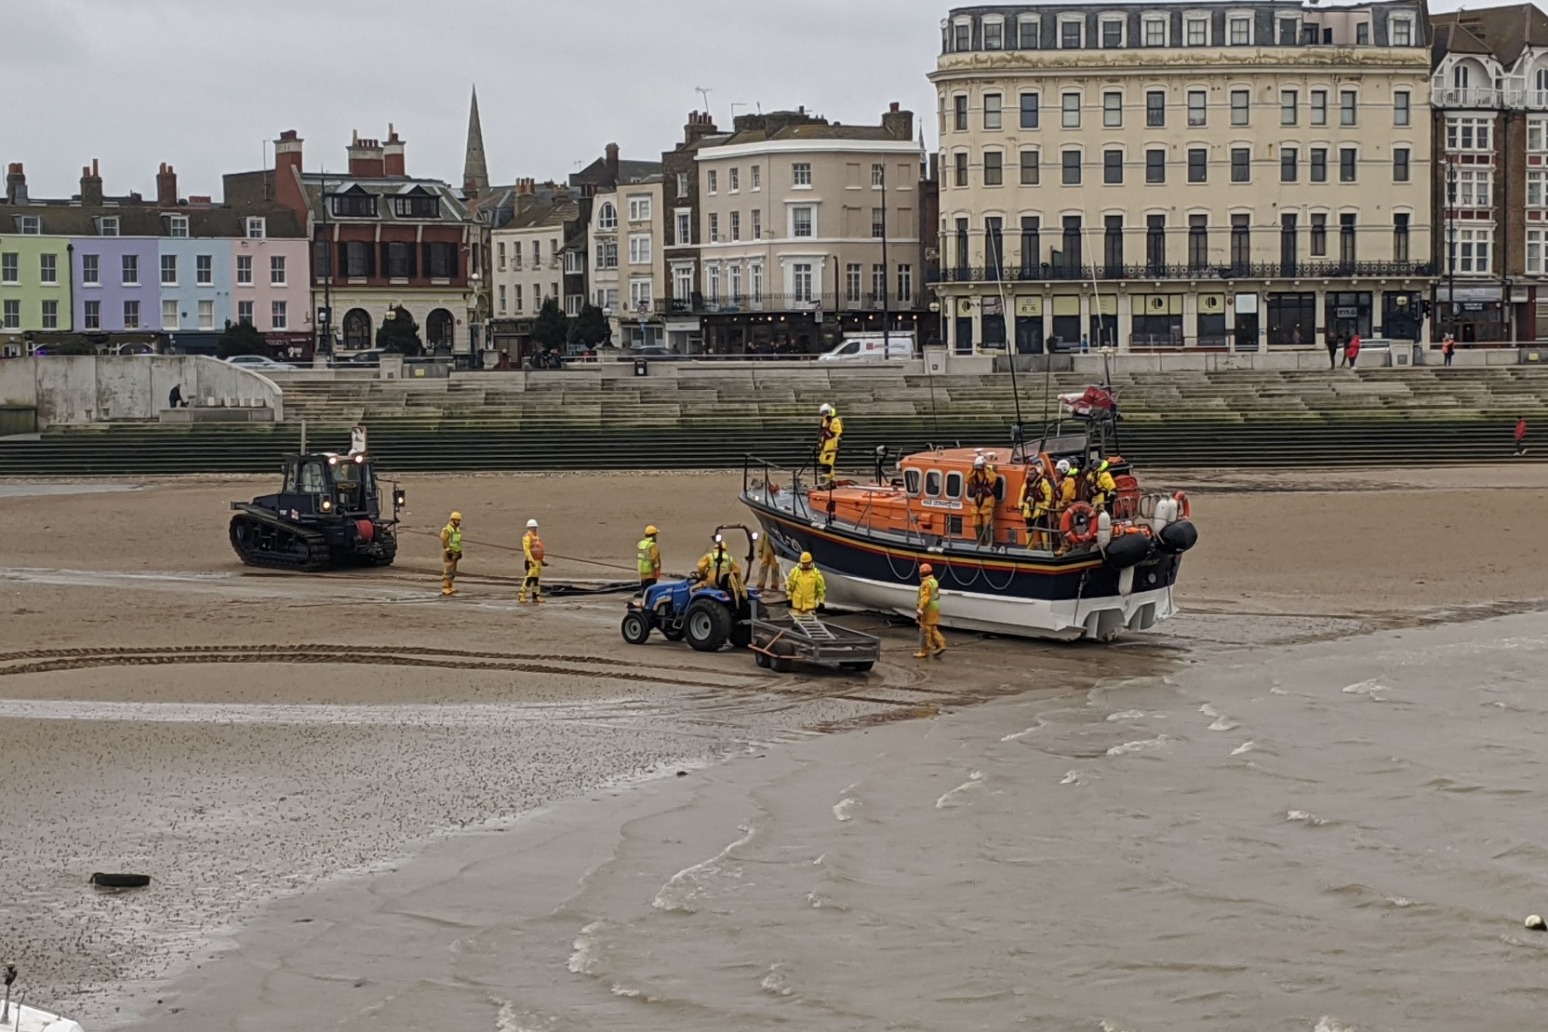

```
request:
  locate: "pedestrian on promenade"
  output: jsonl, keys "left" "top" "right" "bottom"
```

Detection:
{"left": 1516, "top": 416, "right": 1529, "bottom": 457}
{"left": 1344, "top": 333, "right": 1362, "bottom": 370}
{"left": 1080, "top": 333, "right": 1091, "bottom": 354}
{"left": 1442, "top": 334, "right": 1456, "bottom": 367}
{"left": 1326, "top": 333, "right": 1339, "bottom": 369}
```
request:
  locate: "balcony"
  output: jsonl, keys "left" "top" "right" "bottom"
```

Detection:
{"left": 657, "top": 292, "right": 922, "bottom": 317}
{"left": 927, "top": 260, "right": 1436, "bottom": 284}
{"left": 1433, "top": 87, "right": 1502, "bottom": 110}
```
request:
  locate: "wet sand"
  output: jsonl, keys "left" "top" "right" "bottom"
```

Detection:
{"left": 0, "top": 465, "right": 1545, "bottom": 1026}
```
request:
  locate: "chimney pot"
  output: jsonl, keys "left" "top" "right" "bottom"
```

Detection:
{"left": 156, "top": 162, "right": 179, "bottom": 206}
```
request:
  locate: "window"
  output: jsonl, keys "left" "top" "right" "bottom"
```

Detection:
{"left": 1311, "top": 90, "right": 1327, "bottom": 126}
{"left": 1019, "top": 216, "right": 1041, "bottom": 275}
{"left": 237, "top": 254, "right": 253, "bottom": 284}
{"left": 792, "top": 163, "right": 812, "bottom": 187}
{"left": 1231, "top": 89, "right": 1249, "bottom": 126}
{"left": 598, "top": 202, "right": 618, "bottom": 231}
{"left": 197, "top": 299, "right": 213, "bottom": 329}
{"left": 1230, "top": 214, "right": 1250, "bottom": 267}
{"left": 1144, "top": 17, "right": 1166, "bottom": 46}
{"left": 196, "top": 254, "right": 212, "bottom": 285}
{"left": 1532, "top": 118, "right": 1548, "bottom": 153}
{"left": 1279, "top": 17, "right": 1299, "bottom": 45}
{"left": 1530, "top": 170, "right": 1547, "bottom": 208}
{"left": 2, "top": 253, "right": 17, "bottom": 284}
{"left": 1101, "top": 18, "right": 1123, "bottom": 48}
{"left": 1104, "top": 149, "right": 1124, "bottom": 185}
{"left": 1188, "top": 148, "right": 1207, "bottom": 183}
{"left": 1061, "top": 215, "right": 1083, "bottom": 269}
{"left": 629, "top": 233, "right": 651, "bottom": 264}
{"left": 1229, "top": 17, "right": 1250, "bottom": 45}
{"left": 1356, "top": 22, "right": 1370, "bottom": 45}
{"left": 99, "top": 217, "right": 119, "bottom": 237}
{"left": 330, "top": 192, "right": 375, "bottom": 217}
{"left": 162, "top": 299, "right": 179, "bottom": 329}
{"left": 1188, "top": 90, "right": 1206, "bottom": 127}
{"left": 82, "top": 254, "right": 98, "bottom": 285}
{"left": 246, "top": 217, "right": 266, "bottom": 239}
{"left": 1394, "top": 91, "right": 1410, "bottom": 127}
{"left": 123, "top": 300, "right": 140, "bottom": 329}
{"left": 1186, "top": 17, "right": 1207, "bottom": 46}
{"left": 1063, "top": 150, "right": 1082, "bottom": 185}
{"left": 168, "top": 215, "right": 189, "bottom": 238}
{"left": 1145, "top": 214, "right": 1166, "bottom": 270}
{"left": 1340, "top": 90, "right": 1357, "bottom": 126}
{"left": 675, "top": 172, "right": 689, "bottom": 197}
{"left": 1392, "top": 18, "right": 1412, "bottom": 46}
{"left": 41, "top": 299, "right": 58, "bottom": 329}
{"left": 498, "top": 284, "right": 507, "bottom": 314}
{"left": 40, "top": 253, "right": 57, "bottom": 284}
{"left": 750, "top": 263, "right": 764, "bottom": 302}
{"left": 84, "top": 300, "right": 100, "bottom": 329}
{"left": 1188, "top": 215, "right": 1208, "bottom": 267}
{"left": 1311, "top": 148, "right": 1327, "bottom": 183}
{"left": 0, "top": 300, "right": 16, "bottom": 329}
{"left": 1281, "top": 147, "right": 1297, "bottom": 183}
{"left": 1393, "top": 213, "right": 1410, "bottom": 262}
{"left": 1060, "top": 18, "right": 1082, "bottom": 48}
{"left": 1340, "top": 213, "right": 1357, "bottom": 265}
{"left": 730, "top": 167, "right": 740, "bottom": 192}
{"left": 1280, "top": 213, "right": 1298, "bottom": 269}
{"left": 514, "top": 285, "right": 524, "bottom": 312}
{"left": 386, "top": 242, "right": 411, "bottom": 278}
{"left": 1231, "top": 148, "right": 1250, "bottom": 183}
{"left": 1018, "top": 14, "right": 1038, "bottom": 49}
{"left": 953, "top": 20, "right": 969, "bottom": 51}
{"left": 872, "top": 207, "right": 887, "bottom": 237}
{"left": 954, "top": 152, "right": 968, "bottom": 187}
{"left": 1529, "top": 228, "right": 1546, "bottom": 273}
{"left": 270, "top": 255, "right": 286, "bottom": 285}
{"left": 871, "top": 263, "right": 886, "bottom": 301}
{"left": 1339, "top": 147, "right": 1357, "bottom": 183}
{"left": 161, "top": 254, "right": 177, "bottom": 284}
{"left": 1020, "top": 149, "right": 1039, "bottom": 185}
{"left": 672, "top": 266, "right": 692, "bottom": 302}
{"left": 752, "top": 165, "right": 761, "bottom": 190}
{"left": 984, "top": 18, "right": 1003, "bottom": 49}
{"left": 1446, "top": 117, "right": 1492, "bottom": 151}
{"left": 845, "top": 263, "right": 861, "bottom": 303}
{"left": 953, "top": 94, "right": 968, "bottom": 131}
{"left": 1103, "top": 91, "right": 1123, "bottom": 128}
{"left": 392, "top": 195, "right": 438, "bottom": 218}
{"left": 792, "top": 263, "right": 813, "bottom": 304}
{"left": 872, "top": 163, "right": 886, "bottom": 188}
{"left": 628, "top": 195, "right": 651, "bottom": 221}
{"left": 1393, "top": 148, "right": 1410, "bottom": 183}
{"left": 122, "top": 254, "right": 139, "bottom": 285}
{"left": 731, "top": 211, "right": 741, "bottom": 241}
{"left": 984, "top": 93, "right": 1002, "bottom": 130}
{"left": 1146, "top": 91, "right": 1165, "bottom": 128}
{"left": 707, "top": 170, "right": 718, "bottom": 195}
{"left": 1146, "top": 149, "right": 1165, "bottom": 184}
{"left": 676, "top": 210, "right": 691, "bottom": 245}
{"left": 19, "top": 216, "right": 40, "bottom": 235}
{"left": 1458, "top": 169, "right": 1492, "bottom": 207}
{"left": 1062, "top": 92, "right": 1081, "bottom": 128}
{"left": 345, "top": 240, "right": 371, "bottom": 276}
{"left": 792, "top": 206, "right": 814, "bottom": 237}
{"left": 752, "top": 209, "right": 762, "bottom": 239}
{"left": 271, "top": 301, "right": 288, "bottom": 329}
{"left": 1020, "top": 92, "right": 1039, "bottom": 129}
{"left": 1281, "top": 90, "right": 1297, "bottom": 126}
{"left": 984, "top": 151, "right": 1003, "bottom": 186}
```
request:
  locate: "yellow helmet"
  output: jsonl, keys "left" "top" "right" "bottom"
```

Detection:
{"left": 799, "top": 551, "right": 813, "bottom": 563}
{"left": 645, "top": 525, "right": 658, "bottom": 536}
{"left": 449, "top": 511, "right": 462, "bottom": 521}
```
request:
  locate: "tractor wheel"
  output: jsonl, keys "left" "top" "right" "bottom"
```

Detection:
{"left": 620, "top": 611, "right": 652, "bottom": 645}
{"left": 685, "top": 598, "right": 733, "bottom": 652}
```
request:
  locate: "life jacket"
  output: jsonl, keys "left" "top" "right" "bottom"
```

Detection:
{"left": 967, "top": 470, "right": 994, "bottom": 503}
{"left": 442, "top": 524, "right": 462, "bottom": 554}
{"left": 917, "top": 575, "right": 941, "bottom": 615}
{"left": 524, "top": 531, "right": 544, "bottom": 564}
{"left": 636, "top": 537, "right": 658, "bottom": 576}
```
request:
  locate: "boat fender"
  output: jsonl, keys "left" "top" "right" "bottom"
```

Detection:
{"left": 1149, "top": 497, "right": 1173, "bottom": 536}
{"left": 1103, "top": 529, "right": 1154, "bottom": 570}
{"left": 1096, "top": 510, "right": 1113, "bottom": 549}
{"left": 1156, "top": 519, "right": 1199, "bottom": 554}
{"left": 1173, "top": 491, "right": 1192, "bottom": 520}
{"left": 1060, "top": 503, "right": 1099, "bottom": 546}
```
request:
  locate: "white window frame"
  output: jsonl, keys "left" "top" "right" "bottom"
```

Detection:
{"left": 99, "top": 217, "right": 119, "bottom": 237}
{"left": 983, "top": 16, "right": 1004, "bottom": 50}
{"left": 168, "top": 215, "right": 189, "bottom": 238}
{"left": 83, "top": 299, "right": 101, "bottom": 329}
{"left": 791, "top": 262, "right": 815, "bottom": 304}
{"left": 1142, "top": 15, "right": 1167, "bottom": 47}
{"left": 751, "top": 165, "right": 761, "bottom": 190}
{"left": 1529, "top": 116, "right": 1548, "bottom": 152}
{"left": 628, "top": 233, "right": 652, "bottom": 265}
{"left": 1530, "top": 170, "right": 1547, "bottom": 209}
{"left": 792, "top": 163, "right": 812, "bottom": 188}
{"left": 984, "top": 92, "right": 1003, "bottom": 130}
{"left": 1187, "top": 89, "right": 1207, "bottom": 127}
{"left": 1185, "top": 16, "right": 1208, "bottom": 46}
{"left": 271, "top": 300, "right": 288, "bottom": 330}
{"left": 0, "top": 253, "right": 15, "bottom": 285}
{"left": 709, "top": 212, "right": 719, "bottom": 242}
{"left": 1062, "top": 91, "right": 1082, "bottom": 128}
{"left": 270, "top": 255, "right": 286, "bottom": 286}
{"left": 731, "top": 211, "right": 741, "bottom": 241}
{"left": 730, "top": 167, "right": 740, "bottom": 193}
{"left": 675, "top": 209, "right": 691, "bottom": 246}
{"left": 162, "top": 299, "right": 179, "bottom": 330}
{"left": 196, "top": 254, "right": 212, "bottom": 285}
{"left": 123, "top": 299, "right": 141, "bottom": 329}
{"left": 1059, "top": 16, "right": 1083, "bottom": 49}
{"left": 236, "top": 254, "right": 253, "bottom": 285}
{"left": 245, "top": 217, "right": 266, "bottom": 239}
{"left": 1391, "top": 16, "right": 1413, "bottom": 47}
{"left": 39, "top": 253, "right": 57, "bottom": 284}
{"left": 1456, "top": 226, "right": 1493, "bottom": 274}
{"left": 707, "top": 264, "right": 721, "bottom": 304}
{"left": 237, "top": 300, "right": 253, "bottom": 324}
{"left": 1228, "top": 15, "right": 1251, "bottom": 45}
{"left": 1457, "top": 168, "right": 1493, "bottom": 208}
{"left": 498, "top": 284, "right": 507, "bottom": 314}
{"left": 750, "top": 263, "right": 764, "bottom": 302}
{"left": 197, "top": 299, "right": 214, "bottom": 329}
{"left": 597, "top": 202, "right": 618, "bottom": 231}
{"left": 1528, "top": 228, "right": 1546, "bottom": 274}
{"left": 1099, "top": 16, "right": 1124, "bottom": 49}
{"left": 627, "top": 195, "right": 652, "bottom": 222}
{"left": 629, "top": 277, "right": 653, "bottom": 311}
{"left": 41, "top": 299, "right": 58, "bottom": 329}
{"left": 752, "top": 209, "right": 762, "bottom": 239}
{"left": 1446, "top": 117, "right": 1493, "bottom": 152}
{"left": 19, "top": 215, "right": 41, "bottom": 235}
{"left": 707, "top": 170, "right": 719, "bottom": 195}
{"left": 790, "top": 205, "right": 815, "bottom": 238}
{"left": 1, "top": 300, "right": 18, "bottom": 330}
{"left": 1018, "top": 14, "right": 1038, "bottom": 49}
{"left": 160, "top": 254, "right": 177, "bottom": 285}
{"left": 1103, "top": 90, "right": 1123, "bottom": 128}
{"left": 82, "top": 254, "right": 99, "bottom": 285}
{"left": 121, "top": 254, "right": 139, "bottom": 286}
{"left": 673, "top": 264, "right": 693, "bottom": 301}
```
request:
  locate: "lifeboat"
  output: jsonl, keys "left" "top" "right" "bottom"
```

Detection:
{"left": 739, "top": 389, "right": 1197, "bottom": 643}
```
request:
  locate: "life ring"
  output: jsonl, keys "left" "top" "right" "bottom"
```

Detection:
{"left": 1173, "top": 491, "right": 1192, "bottom": 519}
{"left": 1061, "top": 502, "right": 1099, "bottom": 545}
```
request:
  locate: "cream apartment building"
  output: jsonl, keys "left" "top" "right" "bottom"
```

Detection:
{"left": 692, "top": 106, "right": 924, "bottom": 353}
{"left": 490, "top": 181, "right": 577, "bottom": 330}
{"left": 931, "top": 0, "right": 1435, "bottom": 352}
{"left": 589, "top": 176, "right": 667, "bottom": 347}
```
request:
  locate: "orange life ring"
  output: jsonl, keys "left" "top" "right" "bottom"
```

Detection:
{"left": 1061, "top": 502, "right": 1098, "bottom": 545}
{"left": 1173, "top": 491, "right": 1192, "bottom": 519}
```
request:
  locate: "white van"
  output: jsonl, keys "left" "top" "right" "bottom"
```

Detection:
{"left": 818, "top": 333, "right": 917, "bottom": 362}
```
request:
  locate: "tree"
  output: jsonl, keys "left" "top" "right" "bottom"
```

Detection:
{"left": 531, "top": 297, "right": 569, "bottom": 351}
{"left": 376, "top": 305, "right": 424, "bottom": 356}
{"left": 568, "top": 302, "right": 612, "bottom": 349}
{"left": 217, "top": 320, "right": 270, "bottom": 359}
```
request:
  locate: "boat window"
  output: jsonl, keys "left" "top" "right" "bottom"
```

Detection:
{"left": 904, "top": 468, "right": 922, "bottom": 495}
{"left": 925, "top": 470, "right": 942, "bottom": 496}
{"left": 994, "top": 476, "right": 1007, "bottom": 502}
{"left": 945, "top": 471, "right": 963, "bottom": 498}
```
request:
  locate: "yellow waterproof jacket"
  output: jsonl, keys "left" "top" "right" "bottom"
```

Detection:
{"left": 757, "top": 535, "right": 777, "bottom": 564}
{"left": 522, "top": 531, "right": 543, "bottom": 566}
{"left": 966, "top": 469, "right": 996, "bottom": 506}
{"left": 785, "top": 565, "right": 827, "bottom": 611}
{"left": 1020, "top": 475, "right": 1053, "bottom": 518}
{"left": 917, "top": 575, "right": 941, "bottom": 615}
{"left": 697, "top": 549, "right": 740, "bottom": 583}
{"left": 1057, "top": 475, "right": 1079, "bottom": 508}
{"left": 636, "top": 537, "right": 661, "bottom": 577}
{"left": 1087, "top": 468, "right": 1117, "bottom": 505}
{"left": 441, "top": 523, "right": 462, "bottom": 555}
{"left": 819, "top": 414, "right": 843, "bottom": 454}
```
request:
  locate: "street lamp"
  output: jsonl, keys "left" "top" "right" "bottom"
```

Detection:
{"left": 1446, "top": 156, "right": 1458, "bottom": 336}
{"left": 927, "top": 299, "right": 943, "bottom": 346}
{"left": 468, "top": 272, "right": 484, "bottom": 357}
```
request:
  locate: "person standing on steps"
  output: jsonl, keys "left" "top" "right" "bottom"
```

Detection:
{"left": 636, "top": 524, "right": 662, "bottom": 595}
{"left": 1345, "top": 332, "right": 1362, "bottom": 370}
{"left": 784, "top": 552, "right": 826, "bottom": 618}
{"left": 440, "top": 511, "right": 463, "bottom": 597}
{"left": 1326, "top": 332, "right": 1339, "bottom": 370}
{"left": 1516, "top": 416, "right": 1530, "bottom": 457}
{"left": 1442, "top": 333, "right": 1456, "bottom": 367}
{"left": 816, "top": 403, "right": 843, "bottom": 487}
{"left": 914, "top": 563, "right": 946, "bottom": 659}
{"left": 754, "top": 532, "right": 781, "bottom": 592}
{"left": 519, "top": 518, "right": 544, "bottom": 604}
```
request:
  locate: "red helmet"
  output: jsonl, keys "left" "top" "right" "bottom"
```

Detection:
{"left": 919, "top": 563, "right": 933, "bottom": 575}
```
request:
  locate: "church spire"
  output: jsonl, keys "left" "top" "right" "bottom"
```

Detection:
{"left": 463, "top": 85, "right": 489, "bottom": 198}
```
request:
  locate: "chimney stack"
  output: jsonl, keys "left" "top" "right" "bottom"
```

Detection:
{"left": 383, "top": 124, "right": 406, "bottom": 177}
{"left": 604, "top": 142, "right": 620, "bottom": 189}
{"left": 682, "top": 110, "right": 719, "bottom": 146}
{"left": 4, "top": 163, "right": 25, "bottom": 205}
{"left": 156, "top": 162, "right": 178, "bottom": 207}
{"left": 273, "top": 129, "right": 306, "bottom": 219}
{"left": 80, "top": 159, "right": 103, "bottom": 207}
{"left": 347, "top": 131, "right": 386, "bottom": 178}
{"left": 882, "top": 102, "right": 913, "bottom": 141}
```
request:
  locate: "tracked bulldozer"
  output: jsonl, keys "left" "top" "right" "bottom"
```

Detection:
{"left": 229, "top": 426, "right": 405, "bottom": 571}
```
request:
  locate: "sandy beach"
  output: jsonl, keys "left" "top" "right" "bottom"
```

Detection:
{"left": 2, "top": 464, "right": 1546, "bottom": 1026}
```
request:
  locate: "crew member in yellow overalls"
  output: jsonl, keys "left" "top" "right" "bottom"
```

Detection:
{"left": 816, "top": 403, "right": 843, "bottom": 487}
{"left": 784, "top": 552, "right": 826, "bottom": 617}
{"left": 966, "top": 455, "right": 998, "bottom": 546}
{"left": 1054, "top": 459, "right": 1078, "bottom": 555}
{"left": 695, "top": 535, "right": 744, "bottom": 597}
{"left": 754, "top": 532, "right": 781, "bottom": 592}
{"left": 914, "top": 562, "right": 946, "bottom": 659}
{"left": 636, "top": 524, "right": 662, "bottom": 595}
{"left": 1085, "top": 459, "right": 1118, "bottom": 515}
{"left": 1019, "top": 464, "right": 1055, "bottom": 551}
{"left": 519, "top": 518, "right": 544, "bottom": 603}
{"left": 440, "top": 511, "right": 463, "bottom": 596}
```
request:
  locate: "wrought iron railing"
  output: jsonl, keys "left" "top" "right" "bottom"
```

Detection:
{"left": 928, "top": 260, "right": 1436, "bottom": 284}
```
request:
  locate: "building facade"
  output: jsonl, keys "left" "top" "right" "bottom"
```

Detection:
{"left": 590, "top": 174, "right": 667, "bottom": 347}
{"left": 488, "top": 179, "right": 582, "bottom": 359}
{"left": 693, "top": 105, "right": 926, "bottom": 354}
{"left": 661, "top": 111, "right": 726, "bottom": 352}
{"left": 931, "top": 1, "right": 1435, "bottom": 353}
{"left": 1431, "top": 3, "right": 1548, "bottom": 342}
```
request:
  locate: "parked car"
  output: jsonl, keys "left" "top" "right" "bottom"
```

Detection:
{"left": 625, "top": 346, "right": 687, "bottom": 362}
{"left": 225, "top": 355, "right": 298, "bottom": 371}
{"left": 334, "top": 349, "right": 386, "bottom": 366}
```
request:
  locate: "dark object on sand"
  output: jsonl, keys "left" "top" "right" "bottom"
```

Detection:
{"left": 90, "top": 872, "right": 151, "bottom": 889}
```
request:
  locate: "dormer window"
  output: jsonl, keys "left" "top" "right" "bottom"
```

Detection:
{"left": 597, "top": 201, "right": 618, "bottom": 232}
{"left": 1228, "top": 16, "right": 1251, "bottom": 45}
{"left": 19, "top": 215, "right": 40, "bottom": 235}
{"left": 953, "top": 19, "right": 970, "bottom": 52}
{"left": 246, "top": 217, "right": 266, "bottom": 239}
{"left": 1143, "top": 17, "right": 1167, "bottom": 47}
{"left": 392, "top": 195, "right": 438, "bottom": 218}
{"left": 1356, "top": 22, "right": 1370, "bottom": 45}
{"left": 1101, "top": 17, "right": 1124, "bottom": 48}
{"left": 330, "top": 189, "right": 377, "bottom": 218}
{"left": 167, "top": 215, "right": 189, "bottom": 238}
{"left": 1391, "top": 17, "right": 1412, "bottom": 46}
{"left": 1186, "top": 16, "right": 1208, "bottom": 46}
{"left": 1278, "top": 18, "right": 1299, "bottom": 45}
{"left": 1060, "top": 17, "right": 1083, "bottom": 49}
{"left": 98, "top": 216, "right": 119, "bottom": 237}
{"left": 983, "top": 17, "right": 1003, "bottom": 50}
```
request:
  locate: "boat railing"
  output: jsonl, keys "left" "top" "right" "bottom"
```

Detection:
{"left": 742, "top": 454, "right": 812, "bottom": 520}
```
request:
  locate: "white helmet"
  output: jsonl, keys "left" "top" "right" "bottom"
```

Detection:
{"left": 1055, "top": 459, "right": 1071, "bottom": 474}
{"left": 973, "top": 455, "right": 986, "bottom": 468}
{"left": 818, "top": 403, "right": 834, "bottom": 416}
{"left": 526, "top": 518, "right": 539, "bottom": 529}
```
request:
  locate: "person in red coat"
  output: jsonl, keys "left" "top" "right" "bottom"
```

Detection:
{"left": 1344, "top": 333, "right": 1362, "bottom": 369}
{"left": 1516, "top": 417, "right": 1529, "bottom": 457}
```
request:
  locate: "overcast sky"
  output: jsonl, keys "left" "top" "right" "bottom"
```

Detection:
{"left": 2, "top": 0, "right": 1485, "bottom": 201}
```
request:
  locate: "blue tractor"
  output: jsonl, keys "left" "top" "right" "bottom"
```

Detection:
{"left": 621, "top": 525, "right": 760, "bottom": 652}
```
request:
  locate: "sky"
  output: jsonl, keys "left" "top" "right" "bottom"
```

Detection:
{"left": 0, "top": 0, "right": 1494, "bottom": 201}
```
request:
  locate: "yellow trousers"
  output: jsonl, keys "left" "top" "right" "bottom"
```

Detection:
{"left": 974, "top": 501, "right": 995, "bottom": 545}
{"left": 818, "top": 445, "right": 838, "bottom": 482}
{"left": 441, "top": 555, "right": 460, "bottom": 594}
{"left": 520, "top": 560, "right": 542, "bottom": 601}
{"left": 756, "top": 556, "right": 780, "bottom": 589}
{"left": 917, "top": 611, "right": 946, "bottom": 655}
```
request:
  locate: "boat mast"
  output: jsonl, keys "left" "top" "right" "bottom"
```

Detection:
{"left": 991, "top": 233, "right": 1026, "bottom": 439}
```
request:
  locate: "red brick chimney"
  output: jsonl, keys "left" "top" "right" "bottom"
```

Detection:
{"left": 80, "top": 159, "right": 103, "bottom": 207}
{"left": 4, "top": 163, "right": 25, "bottom": 204}
{"left": 383, "top": 124, "right": 406, "bottom": 177}
{"left": 604, "top": 142, "right": 620, "bottom": 189}
{"left": 156, "top": 163, "right": 178, "bottom": 207}
{"left": 348, "top": 131, "right": 386, "bottom": 178}
{"left": 683, "top": 111, "right": 718, "bottom": 146}
{"left": 881, "top": 102, "right": 913, "bottom": 141}
{"left": 273, "top": 129, "right": 306, "bottom": 219}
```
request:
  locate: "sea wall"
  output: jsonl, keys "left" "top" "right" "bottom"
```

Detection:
{"left": 0, "top": 356, "right": 283, "bottom": 426}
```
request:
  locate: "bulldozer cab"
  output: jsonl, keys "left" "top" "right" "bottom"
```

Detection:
{"left": 278, "top": 452, "right": 382, "bottom": 519}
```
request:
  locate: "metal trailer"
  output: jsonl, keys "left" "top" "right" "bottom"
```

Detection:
{"left": 746, "top": 599, "right": 881, "bottom": 674}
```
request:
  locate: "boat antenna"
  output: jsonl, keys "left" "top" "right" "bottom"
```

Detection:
{"left": 986, "top": 242, "right": 1026, "bottom": 439}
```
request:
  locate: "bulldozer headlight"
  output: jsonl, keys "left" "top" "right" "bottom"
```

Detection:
{"left": 394, "top": 491, "right": 406, "bottom": 507}
{"left": 354, "top": 453, "right": 365, "bottom": 464}
{"left": 321, "top": 499, "right": 332, "bottom": 511}
{"left": 327, "top": 456, "right": 338, "bottom": 466}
